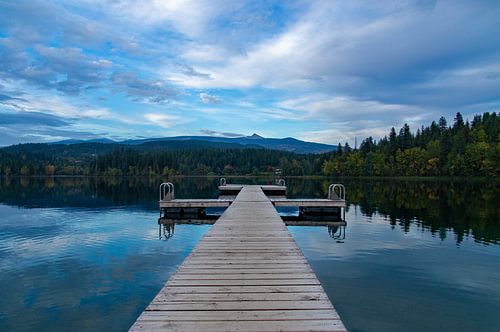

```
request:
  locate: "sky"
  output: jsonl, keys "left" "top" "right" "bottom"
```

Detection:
{"left": 0, "top": 0, "right": 499, "bottom": 146}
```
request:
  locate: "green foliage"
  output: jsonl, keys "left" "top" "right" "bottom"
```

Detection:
{"left": 19, "top": 165, "right": 29, "bottom": 176}
{"left": 44, "top": 165, "right": 56, "bottom": 176}
{"left": 323, "top": 112, "right": 499, "bottom": 177}
{"left": 0, "top": 112, "right": 498, "bottom": 177}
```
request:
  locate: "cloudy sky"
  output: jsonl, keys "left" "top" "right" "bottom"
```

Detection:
{"left": 0, "top": 0, "right": 499, "bottom": 146}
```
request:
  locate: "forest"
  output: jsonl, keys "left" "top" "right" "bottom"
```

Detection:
{"left": 0, "top": 112, "right": 498, "bottom": 177}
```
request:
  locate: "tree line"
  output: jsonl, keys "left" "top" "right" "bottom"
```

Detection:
{"left": 323, "top": 112, "right": 498, "bottom": 176}
{"left": 0, "top": 112, "right": 498, "bottom": 177}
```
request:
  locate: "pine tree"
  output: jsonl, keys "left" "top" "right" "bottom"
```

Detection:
{"left": 439, "top": 116, "right": 448, "bottom": 132}
{"left": 454, "top": 112, "right": 464, "bottom": 129}
{"left": 389, "top": 127, "right": 397, "bottom": 154}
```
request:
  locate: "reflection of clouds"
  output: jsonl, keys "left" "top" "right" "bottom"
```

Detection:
{"left": 0, "top": 203, "right": 213, "bottom": 329}
{"left": 0, "top": 242, "right": 197, "bottom": 331}
{"left": 0, "top": 205, "right": 210, "bottom": 273}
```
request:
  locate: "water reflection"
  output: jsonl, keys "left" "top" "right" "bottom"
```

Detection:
{"left": 0, "top": 176, "right": 498, "bottom": 244}
{"left": 328, "top": 224, "right": 346, "bottom": 241}
{"left": 159, "top": 223, "right": 175, "bottom": 240}
{"left": 158, "top": 215, "right": 347, "bottom": 240}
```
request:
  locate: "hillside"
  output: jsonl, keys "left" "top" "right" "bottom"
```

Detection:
{"left": 53, "top": 134, "right": 337, "bottom": 154}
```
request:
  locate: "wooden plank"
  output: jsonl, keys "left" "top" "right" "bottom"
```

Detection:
{"left": 192, "top": 246, "right": 301, "bottom": 250}
{"left": 202, "top": 237, "right": 294, "bottom": 241}
{"left": 171, "top": 273, "right": 317, "bottom": 280}
{"left": 146, "top": 300, "right": 334, "bottom": 311}
{"left": 271, "top": 198, "right": 346, "bottom": 207}
{"left": 189, "top": 251, "right": 303, "bottom": 255}
{"left": 190, "top": 243, "right": 297, "bottom": 249}
{"left": 177, "top": 267, "right": 313, "bottom": 272}
{"left": 182, "top": 255, "right": 305, "bottom": 261}
{"left": 158, "top": 285, "right": 326, "bottom": 294}
{"left": 177, "top": 264, "right": 311, "bottom": 270}
{"left": 176, "top": 268, "right": 313, "bottom": 275}
{"left": 153, "top": 292, "right": 328, "bottom": 302}
{"left": 137, "top": 309, "right": 338, "bottom": 320}
{"left": 182, "top": 260, "right": 309, "bottom": 265}
{"left": 187, "top": 254, "right": 303, "bottom": 259}
{"left": 166, "top": 278, "right": 320, "bottom": 286}
{"left": 193, "top": 245, "right": 299, "bottom": 249}
{"left": 160, "top": 199, "right": 231, "bottom": 208}
{"left": 183, "top": 256, "right": 307, "bottom": 261}
{"left": 130, "top": 319, "right": 345, "bottom": 332}
{"left": 200, "top": 237, "right": 294, "bottom": 241}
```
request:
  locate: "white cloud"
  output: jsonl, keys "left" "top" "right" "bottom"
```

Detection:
{"left": 144, "top": 113, "right": 183, "bottom": 128}
{"left": 277, "top": 94, "right": 435, "bottom": 144}
{"left": 299, "top": 126, "right": 389, "bottom": 146}
{"left": 182, "top": 44, "right": 231, "bottom": 63}
{"left": 277, "top": 94, "right": 424, "bottom": 120}
{"left": 0, "top": 89, "right": 111, "bottom": 120}
{"left": 81, "top": 108, "right": 112, "bottom": 119}
{"left": 199, "top": 92, "right": 222, "bottom": 104}
{"left": 92, "top": 0, "right": 222, "bottom": 38}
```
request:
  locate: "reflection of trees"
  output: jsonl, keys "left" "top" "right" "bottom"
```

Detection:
{"left": 0, "top": 177, "right": 225, "bottom": 208}
{"left": 342, "top": 178, "right": 499, "bottom": 245}
{"left": 262, "top": 177, "right": 499, "bottom": 244}
{"left": 0, "top": 176, "right": 497, "bottom": 244}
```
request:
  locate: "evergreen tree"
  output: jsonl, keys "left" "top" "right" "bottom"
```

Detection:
{"left": 439, "top": 116, "right": 448, "bottom": 132}
{"left": 454, "top": 112, "right": 464, "bottom": 129}
{"left": 389, "top": 127, "right": 397, "bottom": 154}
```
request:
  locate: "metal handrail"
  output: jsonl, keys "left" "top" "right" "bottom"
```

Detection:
{"left": 328, "top": 184, "right": 345, "bottom": 200}
{"left": 159, "top": 182, "right": 175, "bottom": 201}
{"left": 219, "top": 178, "right": 226, "bottom": 186}
{"left": 277, "top": 179, "right": 285, "bottom": 186}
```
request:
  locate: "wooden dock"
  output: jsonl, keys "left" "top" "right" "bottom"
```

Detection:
{"left": 131, "top": 185, "right": 346, "bottom": 331}
{"left": 159, "top": 197, "right": 345, "bottom": 209}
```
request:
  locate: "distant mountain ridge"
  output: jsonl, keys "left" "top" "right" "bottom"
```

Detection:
{"left": 52, "top": 134, "right": 336, "bottom": 154}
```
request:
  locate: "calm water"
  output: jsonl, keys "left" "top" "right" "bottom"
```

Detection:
{"left": 0, "top": 176, "right": 499, "bottom": 331}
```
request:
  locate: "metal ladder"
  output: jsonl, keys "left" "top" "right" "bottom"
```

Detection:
{"left": 159, "top": 182, "right": 175, "bottom": 201}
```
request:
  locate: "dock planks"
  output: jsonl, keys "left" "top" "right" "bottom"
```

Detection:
{"left": 131, "top": 186, "right": 346, "bottom": 332}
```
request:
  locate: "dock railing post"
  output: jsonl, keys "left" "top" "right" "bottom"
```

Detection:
{"left": 328, "top": 183, "right": 346, "bottom": 221}
{"left": 219, "top": 177, "right": 226, "bottom": 186}
{"left": 159, "top": 182, "right": 175, "bottom": 201}
{"left": 328, "top": 184, "right": 345, "bottom": 200}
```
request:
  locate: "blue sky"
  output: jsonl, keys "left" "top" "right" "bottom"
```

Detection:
{"left": 0, "top": 0, "right": 499, "bottom": 146}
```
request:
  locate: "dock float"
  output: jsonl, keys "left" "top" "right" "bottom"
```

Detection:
{"left": 131, "top": 185, "right": 346, "bottom": 331}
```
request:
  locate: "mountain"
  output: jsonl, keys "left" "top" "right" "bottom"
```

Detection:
{"left": 2, "top": 140, "right": 260, "bottom": 156}
{"left": 40, "top": 134, "right": 335, "bottom": 154}
{"left": 118, "top": 134, "right": 336, "bottom": 154}
{"left": 54, "top": 138, "right": 116, "bottom": 144}
{"left": 247, "top": 133, "right": 264, "bottom": 139}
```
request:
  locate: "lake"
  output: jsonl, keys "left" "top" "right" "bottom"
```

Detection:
{"left": 0, "top": 176, "right": 498, "bottom": 331}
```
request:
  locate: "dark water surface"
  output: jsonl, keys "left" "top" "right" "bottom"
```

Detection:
{"left": 0, "top": 176, "right": 498, "bottom": 331}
